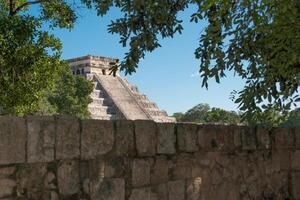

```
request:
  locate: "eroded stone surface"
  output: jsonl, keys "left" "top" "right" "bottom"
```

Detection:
{"left": 151, "top": 156, "right": 169, "bottom": 185}
{"left": 115, "top": 120, "right": 135, "bottom": 156}
{"left": 81, "top": 120, "right": 114, "bottom": 159}
{"left": 168, "top": 180, "right": 185, "bottom": 200}
{"left": 177, "top": 123, "right": 198, "bottom": 152}
{"left": 135, "top": 120, "right": 156, "bottom": 156}
{"left": 90, "top": 178, "right": 125, "bottom": 200}
{"left": 129, "top": 187, "right": 151, "bottom": 200}
{"left": 0, "top": 117, "right": 26, "bottom": 164}
{"left": 157, "top": 123, "right": 176, "bottom": 154}
{"left": 27, "top": 116, "right": 55, "bottom": 163}
{"left": 56, "top": 116, "right": 80, "bottom": 160}
{"left": 57, "top": 160, "right": 80, "bottom": 195}
{"left": 132, "top": 159, "right": 151, "bottom": 187}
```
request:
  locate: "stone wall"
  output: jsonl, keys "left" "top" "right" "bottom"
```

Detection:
{"left": 0, "top": 116, "right": 299, "bottom": 199}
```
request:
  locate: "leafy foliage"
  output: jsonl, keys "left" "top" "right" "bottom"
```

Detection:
{"left": 85, "top": 0, "right": 300, "bottom": 123}
{"left": 173, "top": 103, "right": 241, "bottom": 125}
{"left": 0, "top": 14, "right": 62, "bottom": 115}
{"left": 1, "top": 0, "right": 299, "bottom": 122}
{"left": 46, "top": 66, "right": 93, "bottom": 119}
{"left": 0, "top": 0, "right": 91, "bottom": 117}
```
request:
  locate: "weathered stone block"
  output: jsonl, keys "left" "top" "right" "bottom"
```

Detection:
{"left": 291, "top": 172, "right": 300, "bottom": 199}
{"left": 156, "top": 183, "right": 168, "bottom": 200}
{"left": 177, "top": 123, "right": 198, "bottom": 152}
{"left": 115, "top": 120, "right": 135, "bottom": 156}
{"left": 57, "top": 160, "right": 80, "bottom": 195}
{"left": 16, "top": 163, "right": 50, "bottom": 199}
{"left": 0, "top": 178, "right": 16, "bottom": 198}
{"left": 132, "top": 159, "right": 151, "bottom": 187}
{"left": 257, "top": 128, "right": 271, "bottom": 149}
{"left": 171, "top": 154, "right": 193, "bottom": 180}
{"left": 27, "top": 116, "right": 55, "bottom": 163}
{"left": 135, "top": 120, "right": 156, "bottom": 156}
{"left": 186, "top": 177, "right": 202, "bottom": 200}
{"left": 129, "top": 187, "right": 151, "bottom": 200}
{"left": 0, "top": 167, "right": 16, "bottom": 179}
{"left": 81, "top": 120, "right": 114, "bottom": 160}
{"left": 56, "top": 116, "right": 80, "bottom": 160}
{"left": 0, "top": 117, "right": 26, "bottom": 164}
{"left": 291, "top": 150, "right": 300, "bottom": 170}
{"left": 90, "top": 178, "right": 125, "bottom": 200}
{"left": 168, "top": 180, "right": 185, "bottom": 200}
{"left": 198, "top": 125, "right": 225, "bottom": 150}
{"left": 241, "top": 127, "right": 257, "bottom": 150}
{"left": 157, "top": 123, "right": 176, "bottom": 154}
{"left": 233, "top": 127, "right": 242, "bottom": 148}
{"left": 275, "top": 128, "right": 294, "bottom": 149}
{"left": 151, "top": 156, "right": 169, "bottom": 185}
{"left": 104, "top": 157, "right": 127, "bottom": 178}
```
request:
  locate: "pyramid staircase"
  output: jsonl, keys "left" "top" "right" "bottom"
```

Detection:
{"left": 86, "top": 74, "right": 121, "bottom": 120}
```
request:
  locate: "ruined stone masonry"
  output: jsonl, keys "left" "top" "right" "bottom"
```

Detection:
{"left": 0, "top": 116, "right": 300, "bottom": 199}
{"left": 67, "top": 55, "right": 175, "bottom": 122}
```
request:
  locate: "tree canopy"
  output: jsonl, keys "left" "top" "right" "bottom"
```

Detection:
{"left": 0, "top": 0, "right": 92, "bottom": 117}
{"left": 1, "top": 0, "right": 299, "bottom": 122}
{"left": 173, "top": 103, "right": 241, "bottom": 125}
{"left": 89, "top": 0, "right": 300, "bottom": 123}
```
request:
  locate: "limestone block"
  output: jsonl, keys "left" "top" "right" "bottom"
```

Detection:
{"left": 171, "top": 154, "right": 193, "bottom": 180}
{"left": 115, "top": 120, "right": 135, "bottom": 156}
{"left": 16, "top": 163, "right": 49, "bottom": 199}
{"left": 186, "top": 177, "right": 202, "bottom": 200}
{"left": 0, "top": 178, "right": 16, "bottom": 198}
{"left": 257, "top": 128, "right": 271, "bottom": 149}
{"left": 0, "top": 117, "right": 26, "bottom": 164}
{"left": 0, "top": 167, "right": 16, "bottom": 179}
{"left": 81, "top": 120, "right": 114, "bottom": 160}
{"left": 291, "top": 172, "right": 300, "bottom": 199}
{"left": 157, "top": 123, "right": 176, "bottom": 154}
{"left": 274, "top": 128, "right": 294, "bottom": 149}
{"left": 132, "top": 159, "right": 151, "bottom": 187}
{"left": 135, "top": 120, "right": 156, "bottom": 156}
{"left": 241, "top": 127, "right": 257, "bottom": 150}
{"left": 90, "top": 178, "right": 125, "bottom": 200}
{"left": 223, "top": 126, "right": 236, "bottom": 151}
{"left": 104, "top": 157, "right": 127, "bottom": 178}
{"left": 291, "top": 150, "right": 300, "bottom": 170}
{"left": 151, "top": 156, "right": 169, "bottom": 185}
{"left": 233, "top": 127, "right": 242, "bottom": 148}
{"left": 155, "top": 183, "right": 168, "bottom": 200}
{"left": 129, "top": 187, "right": 151, "bottom": 200}
{"left": 57, "top": 160, "right": 80, "bottom": 195}
{"left": 177, "top": 123, "right": 198, "bottom": 152}
{"left": 198, "top": 125, "right": 225, "bottom": 150}
{"left": 55, "top": 116, "right": 80, "bottom": 160}
{"left": 167, "top": 180, "right": 185, "bottom": 200}
{"left": 27, "top": 116, "right": 55, "bottom": 163}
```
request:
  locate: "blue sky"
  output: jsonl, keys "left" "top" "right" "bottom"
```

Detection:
{"left": 51, "top": 6, "right": 245, "bottom": 115}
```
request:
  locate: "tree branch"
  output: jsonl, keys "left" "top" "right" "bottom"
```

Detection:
{"left": 9, "top": 0, "right": 15, "bottom": 16}
{"left": 11, "top": 0, "right": 47, "bottom": 15}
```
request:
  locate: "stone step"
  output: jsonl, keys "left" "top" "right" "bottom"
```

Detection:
{"left": 88, "top": 106, "right": 109, "bottom": 113}
{"left": 130, "top": 85, "right": 139, "bottom": 93}
{"left": 91, "top": 90, "right": 105, "bottom": 98}
{"left": 90, "top": 113, "right": 117, "bottom": 120}
{"left": 90, "top": 97, "right": 105, "bottom": 105}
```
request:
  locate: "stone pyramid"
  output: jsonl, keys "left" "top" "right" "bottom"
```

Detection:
{"left": 67, "top": 55, "right": 176, "bottom": 122}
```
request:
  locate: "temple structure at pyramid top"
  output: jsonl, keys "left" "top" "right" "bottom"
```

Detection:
{"left": 66, "top": 55, "right": 176, "bottom": 122}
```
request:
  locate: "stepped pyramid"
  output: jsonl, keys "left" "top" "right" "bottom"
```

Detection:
{"left": 67, "top": 55, "right": 176, "bottom": 122}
